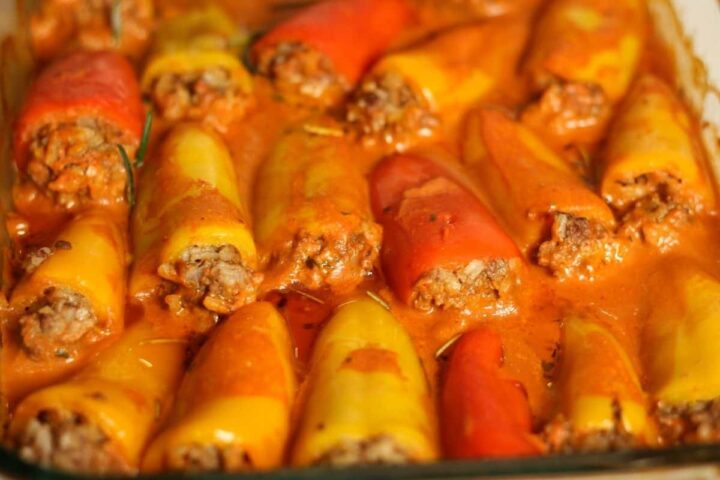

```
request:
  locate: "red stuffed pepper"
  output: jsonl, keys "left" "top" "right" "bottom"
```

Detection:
{"left": 442, "top": 328, "right": 541, "bottom": 458}
{"left": 14, "top": 51, "right": 143, "bottom": 210}
{"left": 252, "top": 0, "right": 413, "bottom": 107}
{"left": 370, "top": 153, "right": 521, "bottom": 312}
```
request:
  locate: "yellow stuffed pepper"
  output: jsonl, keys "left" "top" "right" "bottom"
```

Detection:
{"left": 544, "top": 315, "right": 653, "bottom": 452}
{"left": 254, "top": 128, "right": 381, "bottom": 294}
{"left": 346, "top": 19, "right": 530, "bottom": 149}
{"left": 142, "top": 302, "right": 296, "bottom": 472}
{"left": 521, "top": 0, "right": 647, "bottom": 151}
{"left": 141, "top": 7, "right": 253, "bottom": 131}
{"left": 2, "top": 211, "right": 127, "bottom": 404}
{"left": 130, "top": 124, "right": 259, "bottom": 314}
{"left": 7, "top": 313, "right": 188, "bottom": 475}
{"left": 600, "top": 75, "right": 713, "bottom": 249}
{"left": 291, "top": 298, "right": 438, "bottom": 466}
{"left": 644, "top": 262, "right": 720, "bottom": 445}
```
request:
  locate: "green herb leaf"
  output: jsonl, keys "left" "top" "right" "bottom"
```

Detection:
{"left": 110, "top": 0, "right": 123, "bottom": 46}
{"left": 135, "top": 110, "right": 153, "bottom": 168}
{"left": 118, "top": 144, "right": 135, "bottom": 208}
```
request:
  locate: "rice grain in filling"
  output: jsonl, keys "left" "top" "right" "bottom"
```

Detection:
{"left": 655, "top": 399, "right": 720, "bottom": 446}
{"left": 19, "top": 286, "right": 98, "bottom": 360}
{"left": 26, "top": 118, "right": 135, "bottom": 208}
{"left": 255, "top": 41, "right": 348, "bottom": 107}
{"left": 158, "top": 244, "right": 259, "bottom": 314}
{"left": 15, "top": 409, "right": 128, "bottom": 475}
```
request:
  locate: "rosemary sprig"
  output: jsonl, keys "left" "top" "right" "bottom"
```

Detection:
{"left": 118, "top": 144, "right": 135, "bottom": 207}
{"left": 135, "top": 110, "right": 153, "bottom": 168}
{"left": 110, "top": 0, "right": 123, "bottom": 46}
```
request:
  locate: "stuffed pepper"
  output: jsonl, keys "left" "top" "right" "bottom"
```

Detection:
{"left": 600, "top": 75, "right": 713, "bottom": 250}
{"left": 370, "top": 153, "right": 521, "bottom": 312}
{"left": 142, "top": 302, "right": 296, "bottom": 472}
{"left": 442, "top": 328, "right": 541, "bottom": 458}
{"left": 292, "top": 298, "right": 437, "bottom": 466}
{"left": 254, "top": 128, "right": 381, "bottom": 293}
{"left": 29, "top": 0, "right": 154, "bottom": 61}
{"left": 7, "top": 316, "right": 188, "bottom": 475}
{"left": 346, "top": 19, "right": 529, "bottom": 149}
{"left": 544, "top": 315, "right": 652, "bottom": 452}
{"left": 644, "top": 262, "right": 720, "bottom": 445}
{"left": 141, "top": 7, "right": 253, "bottom": 132}
{"left": 463, "top": 109, "right": 622, "bottom": 280}
{"left": 251, "top": 0, "right": 413, "bottom": 107}
{"left": 130, "top": 124, "right": 260, "bottom": 314}
{"left": 521, "top": 0, "right": 647, "bottom": 151}
{"left": 2, "top": 211, "right": 127, "bottom": 404}
{"left": 14, "top": 51, "right": 143, "bottom": 210}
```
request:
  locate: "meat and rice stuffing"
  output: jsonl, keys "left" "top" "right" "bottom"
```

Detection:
{"left": 166, "top": 443, "right": 253, "bottom": 472}
{"left": 14, "top": 409, "right": 128, "bottom": 475}
{"left": 537, "top": 213, "right": 625, "bottom": 280}
{"left": 346, "top": 71, "right": 437, "bottom": 147}
{"left": 19, "top": 287, "right": 99, "bottom": 360}
{"left": 26, "top": 118, "right": 136, "bottom": 208}
{"left": 315, "top": 435, "right": 411, "bottom": 467}
{"left": 158, "top": 244, "right": 260, "bottom": 314}
{"left": 655, "top": 399, "right": 720, "bottom": 446}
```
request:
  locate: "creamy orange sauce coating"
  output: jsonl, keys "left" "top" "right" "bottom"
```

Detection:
{"left": 6, "top": 0, "right": 720, "bottom": 463}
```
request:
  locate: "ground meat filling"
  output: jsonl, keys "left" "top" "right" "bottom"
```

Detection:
{"left": 16, "top": 409, "right": 127, "bottom": 475}
{"left": 19, "top": 287, "right": 98, "bottom": 360}
{"left": 148, "top": 67, "right": 250, "bottom": 129}
{"left": 655, "top": 399, "right": 720, "bottom": 445}
{"left": 543, "top": 399, "right": 637, "bottom": 454}
{"left": 158, "top": 244, "right": 259, "bottom": 314}
{"left": 268, "top": 219, "right": 382, "bottom": 293}
{"left": 346, "top": 71, "right": 437, "bottom": 148}
{"left": 523, "top": 81, "right": 610, "bottom": 143}
{"left": 255, "top": 41, "right": 348, "bottom": 107}
{"left": 166, "top": 443, "right": 252, "bottom": 472}
{"left": 27, "top": 118, "right": 134, "bottom": 208}
{"left": 315, "top": 435, "right": 411, "bottom": 467}
{"left": 411, "top": 258, "right": 520, "bottom": 312}
{"left": 613, "top": 173, "right": 700, "bottom": 251}
{"left": 537, "top": 213, "right": 625, "bottom": 280}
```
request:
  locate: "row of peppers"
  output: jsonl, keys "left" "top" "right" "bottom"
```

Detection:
{"left": 3, "top": 0, "right": 720, "bottom": 474}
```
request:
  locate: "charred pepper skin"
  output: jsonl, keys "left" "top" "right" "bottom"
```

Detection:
{"left": 291, "top": 299, "right": 438, "bottom": 466}
{"left": 441, "top": 328, "right": 541, "bottom": 459}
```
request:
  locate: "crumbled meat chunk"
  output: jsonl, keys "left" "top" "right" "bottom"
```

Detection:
{"left": 613, "top": 173, "right": 700, "bottom": 251}
{"left": 21, "top": 240, "right": 73, "bottom": 275}
{"left": 411, "top": 258, "right": 520, "bottom": 312}
{"left": 346, "top": 71, "right": 437, "bottom": 148}
{"left": 655, "top": 399, "right": 720, "bottom": 446}
{"left": 255, "top": 41, "right": 348, "bottom": 107}
{"left": 26, "top": 118, "right": 134, "bottom": 209}
{"left": 537, "top": 213, "right": 625, "bottom": 280}
{"left": 19, "top": 287, "right": 98, "bottom": 359}
{"left": 266, "top": 219, "right": 381, "bottom": 294}
{"left": 158, "top": 244, "right": 260, "bottom": 314}
{"left": 522, "top": 81, "right": 610, "bottom": 146}
{"left": 543, "top": 401, "right": 637, "bottom": 454}
{"left": 15, "top": 409, "right": 128, "bottom": 475}
{"left": 166, "top": 443, "right": 252, "bottom": 472}
{"left": 315, "top": 435, "right": 411, "bottom": 466}
{"left": 148, "top": 67, "right": 250, "bottom": 132}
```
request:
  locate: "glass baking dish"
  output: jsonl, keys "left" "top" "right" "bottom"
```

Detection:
{"left": 1, "top": 0, "right": 720, "bottom": 478}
